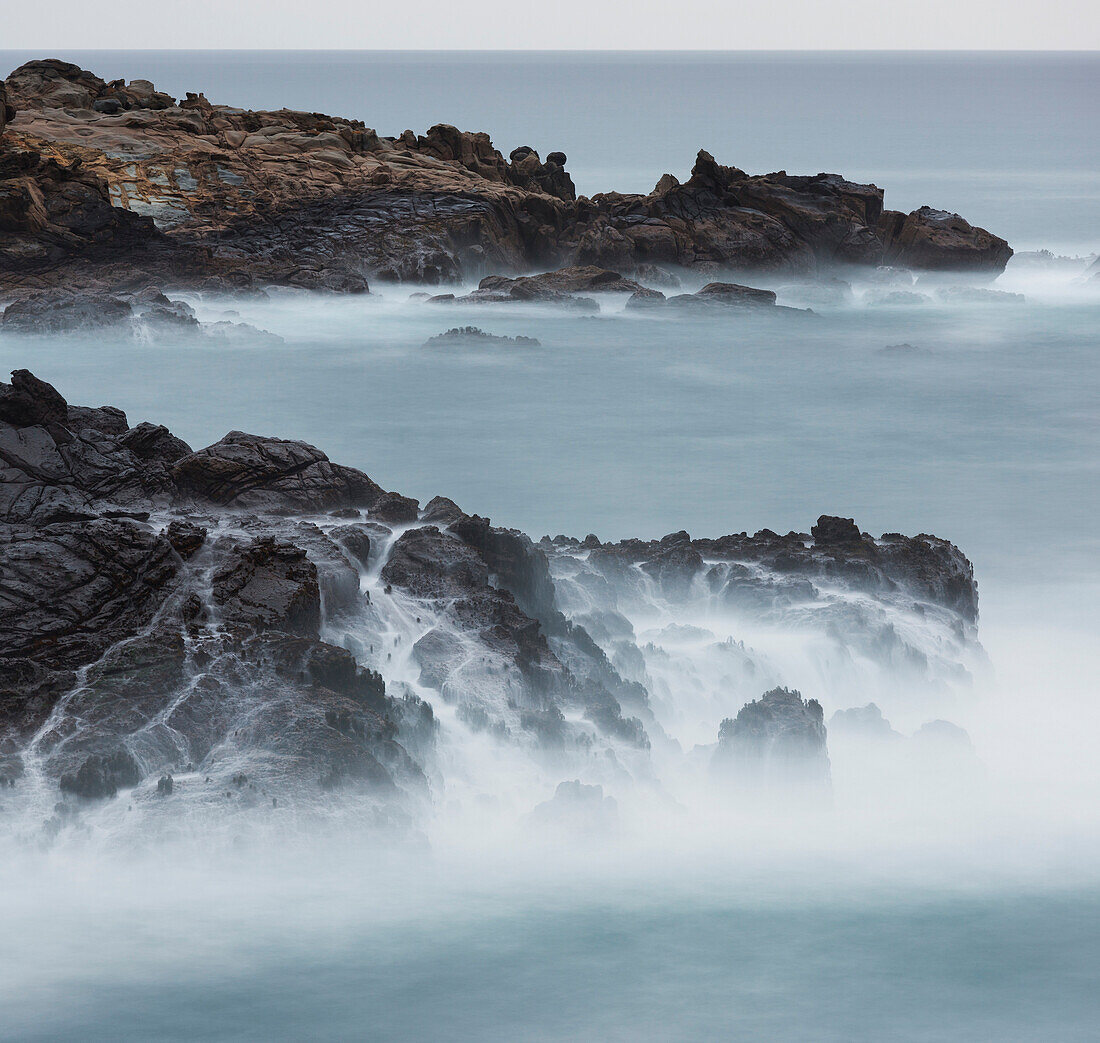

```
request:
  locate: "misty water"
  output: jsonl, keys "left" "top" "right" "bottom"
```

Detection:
{"left": 2, "top": 52, "right": 1100, "bottom": 1041}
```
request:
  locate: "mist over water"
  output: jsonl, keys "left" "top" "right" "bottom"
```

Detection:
{"left": 2, "top": 51, "right": 1099, "bottom": 1042}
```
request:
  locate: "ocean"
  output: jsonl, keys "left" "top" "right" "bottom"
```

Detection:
{"left": 1, "top": 51, "right": 1098, "bottom": 1042}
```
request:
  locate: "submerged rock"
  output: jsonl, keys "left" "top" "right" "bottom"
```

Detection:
{"left": 423, "top": 327, "right": 540, "bottom": 347}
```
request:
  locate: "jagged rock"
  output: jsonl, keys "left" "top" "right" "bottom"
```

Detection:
{"left": 368, "top": 491, "right": 420, "bottom": 524}
{"left": 0, "top": 80, "right": 13, "bottom": 134}
{"left": 423, "top": 326, "right": 540, "bottom": 347}
{"left": 0, "top": 370, "right": 177, "bottom": 524}
{"left": 811, "top": 515, "right": 862, "bottom": 546}
{"left": 0, "top": 368, "right": 68, "bottom": 426}
{"left": 0, "top": 519, "right": 179, "bottom": 666}
{"left": 59, "top": 747, "right": 141, "bottom": 799}
{"left": 163, "top": 519, "right": 207, "bottom": 558}
{"left": 880, "top": 206, "right": 1013, "bottom": 271}
{"left": 0, "top": 372, "right": 984, "bottom": 826}
{"left": 713, "top": 687, "right": 830, "bottom": 786}
{"left": 421, "top": 496, "right": 465, "bottom": 526}
{"left": 2, "top": 61, "right": 1011, "bottom": 290}
{"left": 172, "top": 431, "right": 384, "bottom": 512}
{"left": 120, "top": 422, "right": 193, "bottom": 465}
{"left": 211, "top": 537, "right": 321, "bottom": 637}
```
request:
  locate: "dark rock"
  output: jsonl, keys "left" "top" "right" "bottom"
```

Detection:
{"left": 164, "top": 519, "right": 207, "bottom": 558}
{"left": 59, "top": 747, "right": 141, "bottom": 799}
{"left": 120, "top": 422, "right": 193, "bottom": 465}
{"left": 1, "top": 291, "right": 133, "bottom": 333}
{"left": 811, "top": 515, "right": 862, "bottom": 546}
{"left": 0, "top": 369, "right": 68, "bottom": 426}
{"left": 423, "top": 326, "right": 540, "bottom": 347}
{"left": 369, "top": 490, "right": 420, "bottom": 524}
{"left": 212, "top": 537, "right": 321, "bottom": 637}
{"left": 172, "top": 431, "right": 384, "bottom": 512}
{"left": 713, "top": 687, "right": 830, "bottom": 787}
{"left": 0, "top": 519, "right": 179, "bottom": 667}
{"left": 880, "top": 206, "right": 1012, "bottom": 272}
{"left": 421, "top": 495, "right": 465, "bottom": 526}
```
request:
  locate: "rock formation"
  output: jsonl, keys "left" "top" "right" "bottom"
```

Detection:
{"left": 1, "top": 59, "right": 1011, "bottom": 294}
{"left": 0, "top": 370, "right": 982, "bottom": 836}
{"left": 712, "top": 687, "right": 831, "bottom": 787}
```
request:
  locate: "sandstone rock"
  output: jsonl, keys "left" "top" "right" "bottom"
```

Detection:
{"left": 1, "top": 60, "right": 1012, "bottom": 290}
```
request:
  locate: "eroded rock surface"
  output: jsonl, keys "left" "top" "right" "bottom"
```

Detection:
{"left": 0, "top": 371, "right": 983, "bottom": 839}
{"left": 1, "top": 59, "right": 1011, "bottom": 293}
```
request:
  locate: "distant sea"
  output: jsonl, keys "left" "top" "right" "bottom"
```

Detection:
{"left": 1, "top": 50, "right": 1097, "bottom": 254}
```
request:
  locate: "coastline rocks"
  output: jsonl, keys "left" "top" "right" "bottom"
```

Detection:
{"left": 212, "top": 537, "right": 322, "bottom": 637}
{"left": 1, "top": 290, "right": 133, "bottom": 332}
{"left": 934, "top": 286, "right": 1025, "bottom": 305}
{"left": 172, "top": 431, "right": 384, "bottom": 512}
{"left": 627, "top": 281, "right": 779, "bottom": 312}
{"left": 879, "top": 207, "right": 1013, "bottom": 272}
{"left": 59, "top": 747, "right": 141, "bottom": 799}
{"left": 0, "top": 371, "right": 985, "bottom": 829}
{"left": 2, "top": 59, "right": 1012, "bottom": 291}
{"left": 423, "top": 326, "right": 541, "bottom": 347}
{"left": 712, "top": 686, "right": 831, "bottom": 787}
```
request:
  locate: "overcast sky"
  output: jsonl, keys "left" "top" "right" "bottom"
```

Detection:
{"left": 5, "top": 0, "right": 1099, "bottom": 50}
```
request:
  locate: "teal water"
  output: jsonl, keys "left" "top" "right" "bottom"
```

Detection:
{"left": 1, "top": 51, "right": 1099, "bottom": 1042}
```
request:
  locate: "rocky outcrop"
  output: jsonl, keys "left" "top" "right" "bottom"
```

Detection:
{"left": 423, "top": 327, "right": 541, "bottom": 348}
{"left": 0, "top": 370, "right": 429, "bottom": 819}
{"left": 712, "top": 687, "right": 830, "bottom": 787}
{"left": 880, "top": 207, "right": 1013, "bottom": 272}
{"left": 626, "top": 280, "right": 780, "bottom": 311}
{"left": 0, "top": 371, "right": 983, "bottom": 833}
{"left": 171, "top": 431, "right": 385, "bottom": 512}
{"left": 1, "top": 59, "right": 1011, "bottom": 292}
{"left": 549, "top": 514, "right": 978, "bottom": 624}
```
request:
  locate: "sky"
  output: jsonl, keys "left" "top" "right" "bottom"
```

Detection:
{"left": 5, "top": 0, "right": 1099, "bottom": 50}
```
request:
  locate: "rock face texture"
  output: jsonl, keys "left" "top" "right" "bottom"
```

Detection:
{"left": 713, "top": 687, "right": 831, "bottom": 787}
{"left": 0, "top": 371, "right": 982, "bottom": 836}
{"left": 1, "top": 59, "right": 1011, "bottom": 293}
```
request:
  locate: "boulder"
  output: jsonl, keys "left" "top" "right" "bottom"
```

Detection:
{"left": 172, "top": 431, "right": 384, "bottom": 512}
{"left": 880, "top": 207, "right": 1012, "bottom": 272}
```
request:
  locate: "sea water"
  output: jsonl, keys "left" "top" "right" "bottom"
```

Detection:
{"left": 0, "top": 52, "right": 1098, "bottom": 1042}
